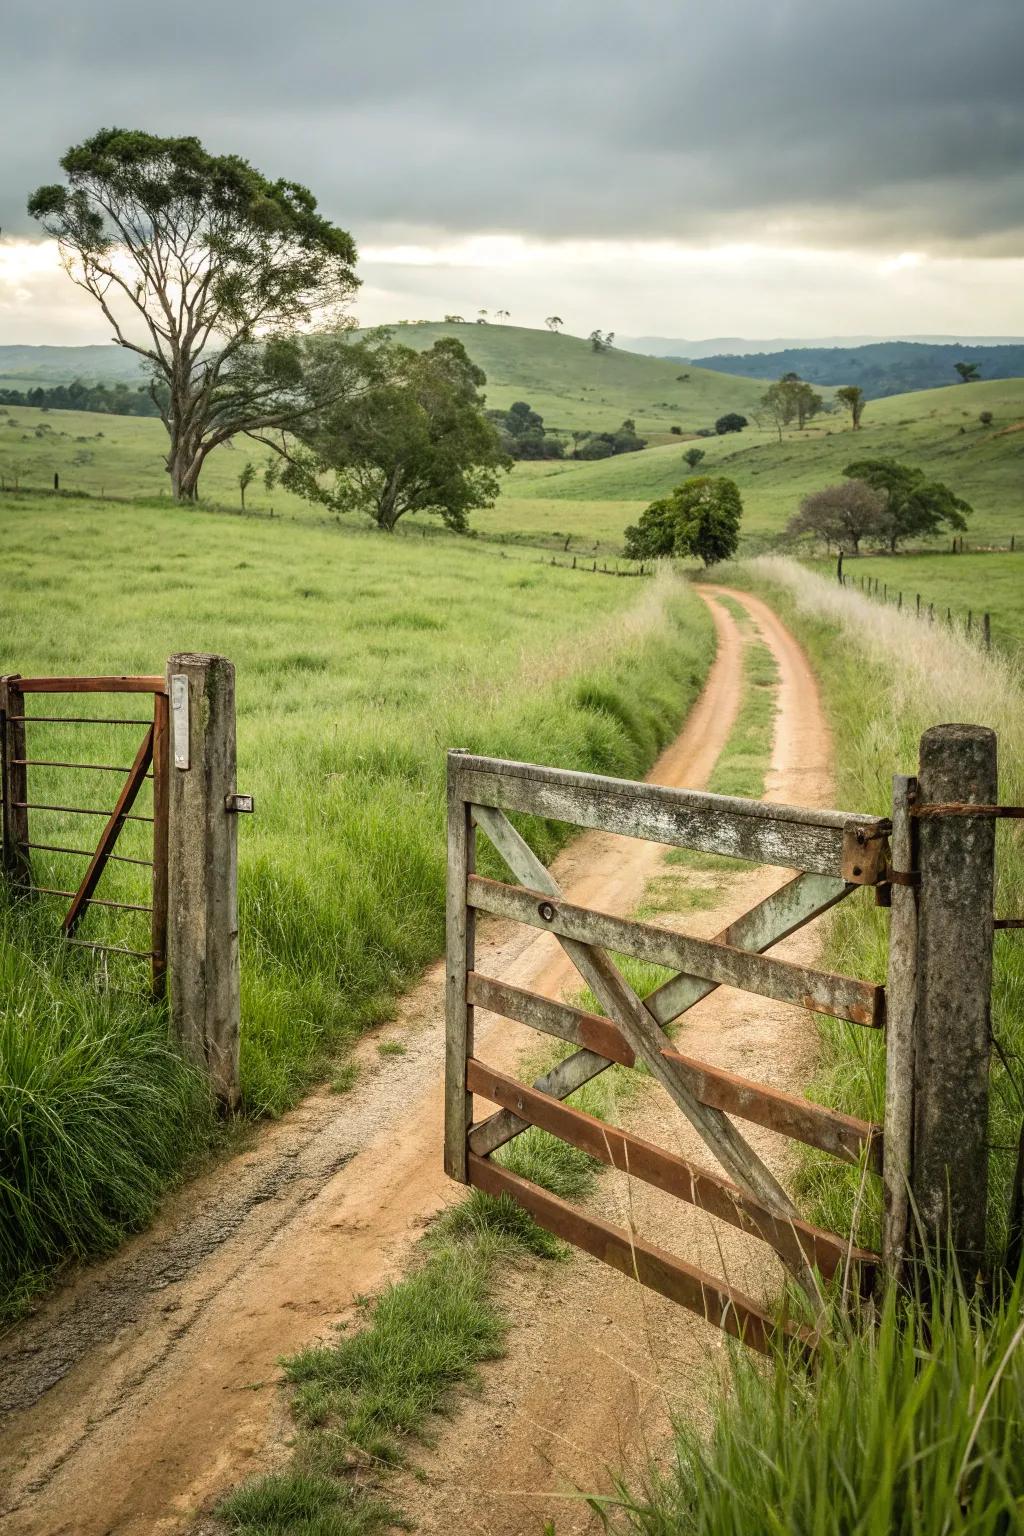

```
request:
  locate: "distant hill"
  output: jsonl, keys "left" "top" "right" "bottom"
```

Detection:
{"left": 0, "top": 328, "right": 763, "bottom": 436}
{"left": 621, "top": 334, "right": 1024, "bottom": 361}
{"left": 0, "top": 344, "right": 146, "bottom": 387}
{"left": 629, "top": 340, "right": 1024, "bottom": 399}
{"left": 354, "top": 322, "right": 764, "bottom": 435}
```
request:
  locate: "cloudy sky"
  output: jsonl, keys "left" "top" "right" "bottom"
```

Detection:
{"left": 2, "top": 0, "right": 1023, "bottom": 345}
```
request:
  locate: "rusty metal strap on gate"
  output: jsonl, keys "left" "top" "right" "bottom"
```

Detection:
{"left": 884, "top": 868, "right": 920, "bottom": 887}
{"left": 910, "top": 802, "right": 1024, "bottom": 819}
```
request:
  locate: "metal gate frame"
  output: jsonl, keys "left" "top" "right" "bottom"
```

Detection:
{"left": 0, "top": 672, "right": 169, "bottom": 993}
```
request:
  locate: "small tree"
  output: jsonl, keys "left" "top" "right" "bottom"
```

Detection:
{"left": 29, "top": 128, "right": 358, "bottom": 501}
{"left": 979, "top": 410, "right": 994, "bottom": 426}
{"left": 955, "top": 361, "right": 980, "bottom": 383}
{"left": 760, "top": 381, "right": 796, "bottom": 442}
{"left": 683, "top": 447, "right": 706, "bottom": 470}
{"left": 843, "top": 458, "right": 971, "bottom": 551}
{"left": 788, "top": 480, "right": 886, "bottom": 553}
{"left": 545, "top": 316, "right": 564, "bottom": 333}
{"left": 477, "top": 309, "right": 489, "bottom": 324}
{"left": 624, "top": 477, "right": 742, "bottom": 566}
{"left": 276, "top": 336, "right": 510, "bottom": 532}
{"left": 496, "top": 309, "right": 510, "bottom": 323}
{"left": 238, "top": 460, "right": 256, "bottom": 511}
{"left": 589, "top": 329, "right": 614, "bottom": 353}
{"left": 836, "top": 385, "right": 866, "bottom": 430}
{"left": 715, "top": 413, "right": 748, "bottom": 435}
{"left": 444, "top": 314, "right": 465, "bottom": 323}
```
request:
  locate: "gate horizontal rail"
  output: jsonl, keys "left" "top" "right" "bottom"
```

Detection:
{"left": 445, "top": 750, "right": 888, "bottom": 1354}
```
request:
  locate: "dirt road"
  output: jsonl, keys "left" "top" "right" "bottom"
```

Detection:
{"left": 0, "top": 586, "right": 833, "bottom": 1535}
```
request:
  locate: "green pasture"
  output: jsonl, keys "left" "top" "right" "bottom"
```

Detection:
{"left": 477, "top": 376, "right": 1024, "bottom": 551}
{"left": 821, "top": 549, "right": 1024, "bottom": 655}
{"left": 0, "top": 493, "right": 714, "bottom": 1310}
{"left": 2, "top": 369, "right": 1020, "bottom": 559}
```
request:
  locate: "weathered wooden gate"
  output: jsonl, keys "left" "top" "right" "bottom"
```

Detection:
{"left": 444, "top": 728, "right": 1010, "bottom": 1352}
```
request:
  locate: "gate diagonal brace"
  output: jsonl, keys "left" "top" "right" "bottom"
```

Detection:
{"left": 470, "top": 803, "right": 827, "bottom": 1300}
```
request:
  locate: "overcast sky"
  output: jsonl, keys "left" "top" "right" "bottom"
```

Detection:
{"left": 2, "top": 0, "right": 1023, "bottom": 344}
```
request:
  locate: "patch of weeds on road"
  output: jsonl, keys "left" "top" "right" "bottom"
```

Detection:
{"left": 330, "top": 1062, "right": 361, "bottom": 1095}
{"left": 376, "top": 1040, "right": 406, "bottom": 1058}
{"left": 218, "top": 1470, "right": 400, "bottom": 1535}
{"left": 634, "top": 875, "right": 717, "bottom": 919}
{"left": 705, "top": 630, "right": 779, "bottom": 801}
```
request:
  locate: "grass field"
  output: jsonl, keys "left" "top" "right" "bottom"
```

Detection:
{"left": 475, "top": 376, "right": 1024, "bottom": 551}
{"left": 820, "top": 550, "right": 1024, "bottom": 655}
{"left": 0, "top": 492, "right": 714, "bottom": 1312}
{"left": 2, "top": 351, "right": 1020, "bottom": 558}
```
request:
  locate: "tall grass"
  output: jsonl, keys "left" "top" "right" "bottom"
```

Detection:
{"left": 0, "top": 898, "right": 216, "bottom": 1317}
{"left": 599, "top": 1264, "right": 1024, "bottom": 1536}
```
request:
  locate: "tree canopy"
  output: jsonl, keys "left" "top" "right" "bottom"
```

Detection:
{"left": 842, "top": 458, "right": 971, "bottom": 550}
{"left": 787, "top": 480, "right": 886, "bottom": 552}
{"left": 836, "top": 384, "right": 866, "bottom": 429}
{"left": 624, "top": 477, "right": 743, "bottom": 566}
{"left": 29, "top": 128, "right": 359, "bottom": 500}
{"left": 759, "top": 376, "right": 823, "bottom": 440}
{"left": 272, "top": 335, "right": 510, "bottom": 533}
{"left": 488, "top": 400, "right": 565, "bottom": 459}
{"left": 715, "top": 413, "right": 748, "bottom": 435}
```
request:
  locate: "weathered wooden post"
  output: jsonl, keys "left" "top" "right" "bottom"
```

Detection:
{"left": 444, "top": 749, "right": 474, "bottom": 1183}
{"left": 911, "top": 725, "right": 997, "bottom": 1269}
{"left": 166, "top": 653, "right": 242, "bottom": 1111}
{"left": 0, "top": 674, "right": 31, "bottom": 887}
{"left": 883, "top": 775, "right": 918, "bottom": 1272}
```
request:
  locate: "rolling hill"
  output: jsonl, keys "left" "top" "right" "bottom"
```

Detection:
{"left": 355, "top": 322, "right": 764, "bottom": 435}
{"left": 477, "top": 378, "right": 1024, "bottom": 550}
{"left": 0, "top": 344, "right": 146, "bottom": 389}
{"left": 1, "top": 337, "right": 1019, "bottom": 556}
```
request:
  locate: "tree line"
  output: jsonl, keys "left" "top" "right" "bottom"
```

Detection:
{"left": 0, "top": 379, "right": 161, "bottom": 417}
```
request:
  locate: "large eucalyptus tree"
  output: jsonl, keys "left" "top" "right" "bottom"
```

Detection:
{"left": 30, "top": 129, "right": 359, "bottom": 500}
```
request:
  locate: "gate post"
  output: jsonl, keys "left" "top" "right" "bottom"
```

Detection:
{"left": 911, "top": 724, "right": 996, "bottom": 1269}
{"left": 166, "top": 653, "right": 241, "bottom": 1111}
{"left": 883, "top": 774, "right": 918, "bottom": 1272}
{"left": 444, "top": 749, "right": 474, "bottom": 1183}
{"left": 0, "top": 674, "right": 31, "bottom": 888}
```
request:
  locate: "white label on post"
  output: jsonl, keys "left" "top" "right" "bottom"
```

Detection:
{"left": 171, "top": 673, "right": 190, "bottom": 769}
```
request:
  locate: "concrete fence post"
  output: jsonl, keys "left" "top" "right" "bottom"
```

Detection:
{"left": 166, "top": 653, "right": 241, "bottom": 1111}
{"left": 911, "top": 724, "right": 997, "bottom": 1269}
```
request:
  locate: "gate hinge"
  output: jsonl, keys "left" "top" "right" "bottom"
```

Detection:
{"left": 841, "top": 822, "right": 890, "bottom": 885}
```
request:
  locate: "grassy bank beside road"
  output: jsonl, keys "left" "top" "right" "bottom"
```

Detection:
{"left": 1, "top": 493, "right": 714, "bottom": 1315}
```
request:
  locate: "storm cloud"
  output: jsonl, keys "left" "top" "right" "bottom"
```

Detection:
{"left": 3, "top": 0, "right": 1022, "bottom": 255}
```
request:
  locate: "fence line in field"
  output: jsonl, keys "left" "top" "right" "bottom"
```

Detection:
{"left": 836, "top": 560, "right": 995, "bottom": 649}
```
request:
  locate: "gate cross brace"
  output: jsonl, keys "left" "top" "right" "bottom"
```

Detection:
{"left": 469, "top": 804, "right": 848, "bottom": 1295}
{"left": 63, "top": 725, "right": 154, "bottom": 938}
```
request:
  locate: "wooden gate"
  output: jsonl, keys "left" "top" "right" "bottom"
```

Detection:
{"left": 0, "top": 672, "right": 169, "bottom": 994}
{"left": 444, "top": 750, "right": 893, "bottom": 1353}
